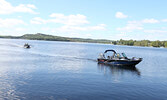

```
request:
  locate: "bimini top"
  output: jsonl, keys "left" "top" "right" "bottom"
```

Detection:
{"left": 104, "top": 49, "right": 116, "bottom": 54}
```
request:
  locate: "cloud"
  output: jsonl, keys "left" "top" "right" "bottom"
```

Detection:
{"left": 50, "top": 13, "right": 89, "bottom": 25}
{"left": 30, "top": 17, "right": 46, "bottom": 24}
{"left": 67, "top": 33, "right": 92, "bottom": 38}
{"left": 27, "top": 4, "right": 37, "bottom": 9}
{"left": 15, "top": 28, "right": 27, "bottom": 31}
{"left": 0, "top": 18, "right": 25, "bottom": 28}
{"left": 144, "top": 29, "right": 167, "bottom": 33}
{"left": 0, "top": 0, "right": 37, "bottom": 14}
{"left": 115, "top": 12, "right": 128, "bottom": 19}
{"left": 142, "top": 18, "right": 159, "bottom": 23}
{"left": 47, "top": 24, "right": 106, "bottom": 32}
{"left": 117, "top": 18, "right": 160, "bottom": 32}
{"left": 116, "top": 21, "right": 143, "bottom": 32}
{"left": 31, "top": 13, "right": 106, "bottom": 32}
{"left": 30, "top": 13, "right": 106, "bottom": 38}
{"left": 88, "top": 24, "right": 106, "bottom": 30}
{"left": 49, "top": 13, "right": 66, "bottom": 18}
{"left": 31, "top": 13, "right": 89, "bottom": 26}
{"left": 162, "top": 19, "right": 167, "bottom": 22}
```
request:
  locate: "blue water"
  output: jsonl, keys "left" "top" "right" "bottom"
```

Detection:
{"left": 0, "top": 39, "right": 167, "bottom": 100}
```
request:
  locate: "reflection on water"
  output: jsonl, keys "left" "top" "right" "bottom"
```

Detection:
{"left": 98, "top": 63, "right": 141, "bottom": 76}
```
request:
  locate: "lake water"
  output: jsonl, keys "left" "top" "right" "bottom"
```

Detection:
{"left": 0, "top": 39, "right": 167, "bottom": 100}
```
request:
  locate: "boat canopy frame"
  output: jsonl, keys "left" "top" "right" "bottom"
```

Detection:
{"left": 103, "top": 49, "right": 128, "bottom": 59}
{"left": 104, "top": 50, "right": 116, "bottom": 54}
{"left": 103, "top": 49, "right": 117, "bottom": 59}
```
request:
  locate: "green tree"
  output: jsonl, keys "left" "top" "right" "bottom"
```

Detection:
{"left": 151, "top": 40, "right": 162, "bottom": 47}
{"left": 164, "top": 42, "right": 167, "bottom": 48}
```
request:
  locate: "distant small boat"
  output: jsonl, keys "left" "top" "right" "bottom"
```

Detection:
{"left": 97, "top": 49, "right": 142, "bottom": 66}
{"left": 24, "top": 43, "right": 30, "bottom": 48}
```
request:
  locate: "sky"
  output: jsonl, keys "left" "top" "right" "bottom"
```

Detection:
{"left": 0, "top": 0, "right": 167, "bottom": 40}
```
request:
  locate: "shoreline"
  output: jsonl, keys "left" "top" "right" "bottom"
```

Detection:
{"left": 0, "top": 37, "right": 166, "bottom": 49}
{"left": 0, "top": 33, "right": 167, "bottom": 48}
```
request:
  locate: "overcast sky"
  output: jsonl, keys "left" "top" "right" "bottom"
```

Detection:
{"left": 0, "top": 0, "right": 167, "bottom": 40}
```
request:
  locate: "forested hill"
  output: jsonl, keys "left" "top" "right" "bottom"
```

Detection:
{"left": 0, "top": 33, "right": 112, "bottom": 44}
{"left": 0, "top": 33, "right": 167, "bottom": 48}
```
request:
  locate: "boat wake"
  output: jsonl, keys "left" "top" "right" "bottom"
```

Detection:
{"left": 29, "top": 51, "right": 97, "bottom": 62}
{"left": 0, "top": 43, "right": 23, "bottom": 48}
{"left": 0, "top": 43, "right": 97, "bottom": 62}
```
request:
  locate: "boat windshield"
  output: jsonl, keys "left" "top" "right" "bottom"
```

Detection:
{"left": 122, "top": 53, "right": 127, "bottom": 58}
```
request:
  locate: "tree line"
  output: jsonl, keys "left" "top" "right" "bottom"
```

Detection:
{"left": 1, "top": 33, "right": 167, "bottom": 48}
{"left": 112, "top": 39, "right": 167, "bottom": 47}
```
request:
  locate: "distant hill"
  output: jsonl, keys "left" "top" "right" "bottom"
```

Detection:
{"left": 0, "top": 33, "right": 113, "bottom": 44}
{"left": 20, "top": 33, "right": 71, "bottom": 41}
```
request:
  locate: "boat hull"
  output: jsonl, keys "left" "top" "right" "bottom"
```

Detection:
{"left": 24, "top": 45, "right": 30, "bottom": 48}
{"left": 97, "top": 59, "right": 142, "bottom": 66}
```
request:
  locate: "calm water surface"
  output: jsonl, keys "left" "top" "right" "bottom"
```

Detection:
{"left": 0, "top": 39, "right": 167, "bottom": 100}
